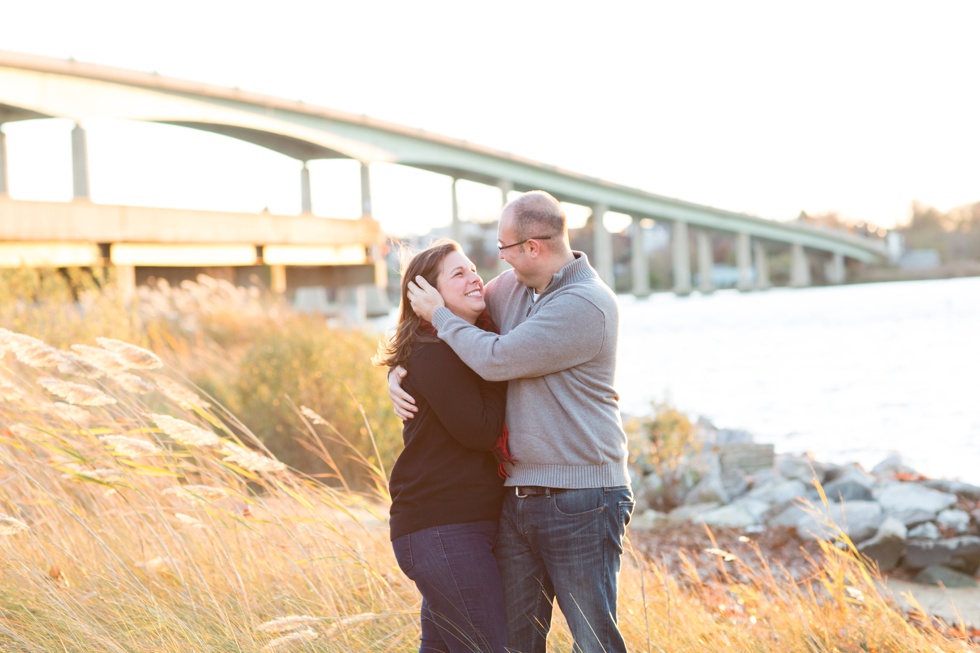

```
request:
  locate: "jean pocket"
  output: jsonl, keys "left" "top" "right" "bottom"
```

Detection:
{"left": 392, "top": 534, "right": 415, "bottom": 575}
{"left": 619, "top": 500, "right": 636, "bottom": 527}
{"left": 553, "top": 488, "right": 604, "bottom": 517}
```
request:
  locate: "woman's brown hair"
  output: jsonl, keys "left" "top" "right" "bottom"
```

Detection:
{"left": 372, "top": 238, "right": 461, "bottom": 369}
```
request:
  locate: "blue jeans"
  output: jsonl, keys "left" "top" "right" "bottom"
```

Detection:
{"left": 495, "top": 487, "right": 634, "bottom": 653}
{"left": 393, "top": 520, "right": 507, "bottom": 653}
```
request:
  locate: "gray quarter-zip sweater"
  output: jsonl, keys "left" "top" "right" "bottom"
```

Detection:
{"left": 431, "top": 252, "right": 630, "bottom": 489}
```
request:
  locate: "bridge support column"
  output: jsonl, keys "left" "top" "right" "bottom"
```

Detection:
{"left": 115, "top": 265, "right": 136, "bottom": 301}
{"left": 697, "top": 230, "right": 714, "bottom": 294}
{"left": 71, "top": 123, "right": 90, "bottom": 199}
{"left": 735, "top": 232, "right": 753, "bottom": 291}
{"left": 826, "top": 252, "right": 846, "bottom": 284}
{"left": 630, "top": 217, "right": 651, "bottom": 298}
{"left": 496, "top": 180, "right": 514, "bottom": 274}
{"left": 753, "top": 241, "right": 771, "bottom": 290}
{"left": 300, "top": 162, "right": 312, "bottom": 213}
{"left": 672, "top": 221, "right": 692, "bottom": 295}
{"left": 360, "top": 162, "right": 372, "bottom": 217}
{"left": 450, "top": 178, "right": 461, "bottom": 243}
{"left": 270, "top": 265, "right": 287, "bottom": 294}
{"left": 592, "top": 203, "right": 614, "bottom": 289}
{"left": 790, "top": 243, "right": 811, "bottom": 287}
{"left": 0, "top": 126, "right": 8, "bottom": 195}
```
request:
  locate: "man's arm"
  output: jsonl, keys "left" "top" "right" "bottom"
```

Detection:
{"left": 387, "top": 366, "right": 417, "bottom": 420}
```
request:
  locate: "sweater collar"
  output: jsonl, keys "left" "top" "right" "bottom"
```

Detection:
{"left": 529, "top": 251, "right": 595, "bottom": 299}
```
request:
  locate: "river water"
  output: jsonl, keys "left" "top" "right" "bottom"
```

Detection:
{"left": 616, "top": 276, "right": 980, "bottom": 485}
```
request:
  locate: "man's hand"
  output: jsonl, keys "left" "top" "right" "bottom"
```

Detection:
{"left": 388, "top": 365, "right": 417, "bottom": 420}
{"left": 407, "top": 275, "right": 445, "bottom": 322}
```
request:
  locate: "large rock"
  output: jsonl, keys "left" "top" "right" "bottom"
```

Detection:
{"left": 902, "top": 536, "right": 980, "bottom": 574}
{"left": 668, "top": 502, "right": 721, "bottom": 523}
{"left": 857, "top": 516, "right": 907, "bottom": 572}
{"left": 795, "top": 500, "right": 884, "bottom": 544}
{"left": 684, "top": 466, "right": 729, "bottom": 505}
{"left": 913, "top": 565, "right": 979, "bottom": 588}
{"left": 875, "top": 482, "right": 957, "bottom": 526}
{"left": 921, "top": 478, "right": 980, "bottom": 502}
{"left": 698, "top": 499, "right": 770, "bottom": 529}
{"left": 776, "top": 454, "right": 826, "bottom": 484}
{"left": 936, "top": 509, "right": 972, "bottom": 534}
{"left": 820, "top": 464, "right": 876, "bottom": 499}
{"left": 908, "top": 522, "right": 941, "bottom": 540}
{"left": 871, "top": 455, "right": 919, "bottom": 479}
{"left": 746, "top": 479, "right": 808, "bottom": 507}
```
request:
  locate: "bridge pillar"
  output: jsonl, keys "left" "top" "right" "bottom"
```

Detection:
{"left": 0, "top": 126, "right": 7, "bottom": 195}
{"left": 115, "top": 265, "right": 136, "bottom": 301}
{"left": 270, "top": 265, "right": 287, "bottom": 294}
{"left": 753, "top": 241, "right": 771, "bottom": 290}
{"left": 450, "top": 177, "right": 461, "bottom": 243}
{"left": 826, "top": 252, "right": 846, "bottom": 284}
{"left": 591, "top": 203, "right": 614, "bottom": 289}
{"left": 496, "top": 180, "right": 514, "bottom": 274}
{"left": 630, "top": 217, "right": 651, "bottom": 298}
{"left": 360, "top": 162, "right": 372, "bottom": 217}
{"left": 300, "top": 161, "right": 312, "bottom": 213}
{"left": 672, "top": 221, "right": 692, "bottom": 295}
{"left": 71, "top": 123, "right": 90, "bottom": 199}
{"left": 696, "top": 230, "right": 715, "bottom": 294}
{"left": 735, "top": 232, "right": 753, "bottom": 291}
{"left": 790, "top": 243, "right": 811, "bottom": 287}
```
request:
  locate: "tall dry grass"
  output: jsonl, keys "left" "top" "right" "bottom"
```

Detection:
{"left": 0, "top": 268, "right": 403, "bottom": 487}
{"left": 0, "top": 272, "right": 975, "bottom": 651}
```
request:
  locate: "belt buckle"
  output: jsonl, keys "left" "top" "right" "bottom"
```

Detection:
{"left": 515, "top": 486, "right": 529, "bottom": 498}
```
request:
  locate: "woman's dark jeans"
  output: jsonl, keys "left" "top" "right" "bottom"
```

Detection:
{"left": 393, "top": 520, "right": 507, "bottom": 653}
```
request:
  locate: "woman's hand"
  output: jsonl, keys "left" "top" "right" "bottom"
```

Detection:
{"left": 388, "top": 365, "right": 417, "bottom": 420}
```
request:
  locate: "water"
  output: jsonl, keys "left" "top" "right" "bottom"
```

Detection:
{"left": 369, "top": 277, "right": 980, "bottom": 485}
{"left": 617, "top": 276, "right": 980, "bottom": 485}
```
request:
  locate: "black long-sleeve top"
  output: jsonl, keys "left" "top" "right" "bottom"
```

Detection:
{"left": 388, "top": 338, "right": 507, "bottom": 540}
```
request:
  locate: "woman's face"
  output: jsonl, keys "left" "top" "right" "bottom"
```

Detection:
{"left": 435, "top": 250, "right": 485, "bottom": 324}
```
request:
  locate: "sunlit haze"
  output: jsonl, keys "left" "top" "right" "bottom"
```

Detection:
{"left": 3, "top": 1, "right": 979, "bottom": 235}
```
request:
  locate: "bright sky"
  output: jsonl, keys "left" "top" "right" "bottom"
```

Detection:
{"left": 3, "top": 0, "right": 979, "bottom": 235}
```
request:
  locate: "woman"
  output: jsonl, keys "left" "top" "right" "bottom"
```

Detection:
{"left": 374, "top": 239, "right": 509, "bottom": 653}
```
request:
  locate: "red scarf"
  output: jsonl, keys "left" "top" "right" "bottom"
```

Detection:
{"left": 419, "top": 311, "right": 516, "bottom": 478}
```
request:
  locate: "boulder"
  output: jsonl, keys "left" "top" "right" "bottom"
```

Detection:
{"left": 684, "top": 467, "right": 729, "bottom": 505}
{"left": 908, "top": 522, "right": 941, "bottom": 540}
{"left": 875, "top": 482, "right": 957, "bottom": 525}
{"left": 698, "top": 499, "right": 770, "bottom": 529}
{"left": 857, "top": 516, "right": 907, "bottom": 572}
{"left": 776, "top": 454, "right": 825, "bottom": 484}
{"left": 936, "top": 509, "right": 972, "bottom": 534}
{"left": 668, "top": 502, "right": 721, "bottom": 523}
{"left": 921, "top": 479, "right": 980, "bottom": 502}
{"left": 871, "top": 455, "right": 919, "bottom": 479}
{"left": 913, "top": 565, "right": 979, "bottom": 589}
{"left": 795, "top": 500, "right": 884, "bottom": 544}
{"left": 902, "top": 536, "right": 980, "bottom": 574}
{"left": 821, "top": 479, "right": 874, "bottom": 502}
{"left": 746, "top": 479, "right": 808, "bottom": 508}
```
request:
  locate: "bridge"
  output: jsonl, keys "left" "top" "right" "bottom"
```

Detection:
{"left": 0, "top": 49, "right": 887, "bottom": 307}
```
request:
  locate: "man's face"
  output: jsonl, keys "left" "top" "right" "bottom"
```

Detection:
{"left": 497, "top": 211, "right": 531, "bottom": 284}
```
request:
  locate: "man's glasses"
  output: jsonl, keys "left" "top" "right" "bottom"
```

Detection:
{"left": 497, "top": 236, "right": 553, "bottom": 251}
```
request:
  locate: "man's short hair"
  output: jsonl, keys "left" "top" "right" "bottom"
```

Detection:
{"left": 506, "top": 191, "right": 567, "bottom": 243}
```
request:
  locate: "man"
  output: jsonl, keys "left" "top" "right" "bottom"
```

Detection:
{"left": 391, "top": 190, "right": 633, "bottom": 653}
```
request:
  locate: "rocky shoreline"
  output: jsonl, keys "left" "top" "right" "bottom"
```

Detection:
{"left": 628, "top": 421, "right": 980, "bottom": 588}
